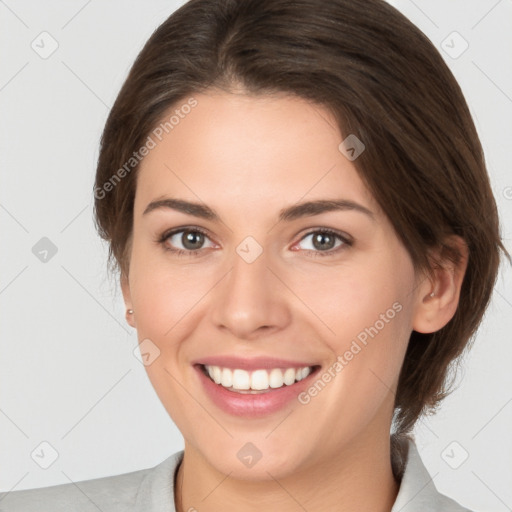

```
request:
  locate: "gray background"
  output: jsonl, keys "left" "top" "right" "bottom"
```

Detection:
{"left": 1, "top": 1, "right": 511, "bottom": 511}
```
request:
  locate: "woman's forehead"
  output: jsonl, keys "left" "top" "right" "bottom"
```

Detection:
{"left": 135, "top": 91, "right": 379, "bottom": 216}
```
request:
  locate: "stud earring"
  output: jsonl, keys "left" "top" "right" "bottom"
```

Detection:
{"left": 127, "top": 309, "right": 134, "bottom": 315}
{"left": 429, "top": 292, "right": 435, "bottom": 298}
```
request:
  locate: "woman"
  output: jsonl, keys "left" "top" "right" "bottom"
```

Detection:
{"left": 1, "top": 0, "right": 508, "bottom": 510}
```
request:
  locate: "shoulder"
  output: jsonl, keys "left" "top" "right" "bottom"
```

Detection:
{"left": 391, "top": 436, "right": 475, "bottom": 512}
{"left": 0, "top": 451, "right": 183, "bottom": 512}
{"left": 0, "top": 469, "right": 146, "bottom": 512}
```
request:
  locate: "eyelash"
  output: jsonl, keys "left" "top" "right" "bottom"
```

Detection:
{"left": 158, "top": 227, "right": 353, "bottom": 258}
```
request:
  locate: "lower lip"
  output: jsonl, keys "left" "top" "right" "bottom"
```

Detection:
{"left": 194, "top": 365, "right": 319, "bottom": 418}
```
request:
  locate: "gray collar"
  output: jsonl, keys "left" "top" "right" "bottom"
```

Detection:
{"left": 391, "top": 440, "right": 471, "bottom": 511}
{"left": 132, "top": 439, "right": 470, "bottom": 512}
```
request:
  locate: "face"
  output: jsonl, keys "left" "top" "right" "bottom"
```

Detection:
{"left": 122, "top": 91, "right": 426, "bottom": 479}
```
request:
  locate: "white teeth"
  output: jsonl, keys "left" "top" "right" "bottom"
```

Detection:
{"left": 269, "top": 368, "right": 284, "bottom": 388}
{"left": 232, "top": 369, "right": 250, "bottom": 390}
{"left": 212, "top": 366, "right": 221, "bottom": 384}
{"left": 283, "top": 368, "right": 296, "bottom": 385}
{"left": 302, "top": 366, "right": 313, "bottom": 379}
{"left": 297, "top": 367, "right": 312, "bottom": 380}
{"left": 251, "top": 369, "right": 269, "bottom": 390}
{"left": 203, "top": 365, "right": 314, "bottom": 392}
{"left": 221, "top": 367, "right": 233, "bottom": 388}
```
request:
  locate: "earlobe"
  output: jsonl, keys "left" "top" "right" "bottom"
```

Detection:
{"left": 412, "top": 235, "right": 468, "bottom": 334}
{"left": 121, "top": 273, "right": 136, "bottom": 328}
{"left": 125, "top": 308, "right": 135, "bottom": 327}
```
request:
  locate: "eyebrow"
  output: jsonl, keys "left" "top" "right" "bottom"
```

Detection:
{"left": 143, "top": 197, "right": 375, "bottom": 222}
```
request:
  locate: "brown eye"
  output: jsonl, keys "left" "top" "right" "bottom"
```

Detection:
{"left": 179, "top": 230, "right": 205, "bottom": 250}
{"left": 311, "top": 232, "right": 337, "bottom": 251}
{"left": 294, "top": 229, "right": 352, "bottom": 257}
{"left": 160, "top": 227, "right": 216, "bottom": 256}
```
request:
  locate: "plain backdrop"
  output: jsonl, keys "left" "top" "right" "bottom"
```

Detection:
{"left": 1, "top": 1, "right": 511, "bottom": 511}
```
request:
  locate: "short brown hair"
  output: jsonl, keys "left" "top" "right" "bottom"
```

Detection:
{"left": 93, "top": 0, "right": 509, "bottom": 468}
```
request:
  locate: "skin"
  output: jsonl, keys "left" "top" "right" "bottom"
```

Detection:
{"left": 121, "top": 91, "right": 467, "bottom": 512}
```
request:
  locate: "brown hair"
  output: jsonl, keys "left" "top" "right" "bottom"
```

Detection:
{"left": 93, "top": 0, "right": 509, "bottom": 475}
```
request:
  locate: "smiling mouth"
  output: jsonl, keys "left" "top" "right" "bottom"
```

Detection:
{"left": 198, "top": 364, "right": 320, "bottom": 394}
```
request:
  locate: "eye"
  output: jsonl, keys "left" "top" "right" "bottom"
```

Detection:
{"left": 293, "top": 228, "right": 352, "bottom": 257}
{"left": 158, "top": 227, "right": 352, "bottom": 258}
{"left": 159, "top": 227, "right": 216, "bottom": 256}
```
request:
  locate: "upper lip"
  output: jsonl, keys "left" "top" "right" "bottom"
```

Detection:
{"left": 193, "top": 355, "right": 320, "bottom": 371}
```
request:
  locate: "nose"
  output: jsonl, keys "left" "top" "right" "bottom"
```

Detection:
{"left": 210, "top": 245, "right": 292, "bottom": 341}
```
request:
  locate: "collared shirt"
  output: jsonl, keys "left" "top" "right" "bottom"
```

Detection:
{"left": 0, "top": 438, "right": 473, "bottom": 511}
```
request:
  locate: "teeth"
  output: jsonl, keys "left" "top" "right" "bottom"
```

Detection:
{"left": 221, "top": 367, "right": 233, "bottom": 388}
{"left": 283, "top": 368, "right": 296, "bottom": 385}
{"left": 232, "top": 369, "right": 250, "bottom": 390}
{"left": 251, "top": 369, "right": 269, "bottom": 390}
{"left": 269, "top": 368, "right": 284, "bottom": 388}
{"left": 203, "top": 365, "right": 313, "bottom": 392}
{"left": 212, "top": 366, "right": 221, "bottom": 384}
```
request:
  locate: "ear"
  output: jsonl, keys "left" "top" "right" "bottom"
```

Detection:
{"left": 121, "top": 272, "right": 136, "bottom": 328}
{"left": 412, "top": 235, "right": 468, "bottom": 334}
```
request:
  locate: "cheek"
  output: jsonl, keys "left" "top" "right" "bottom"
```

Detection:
{"left": 129, "top": 236, "right": 201, "bottom": 328}
{"left": 130, "top": 265, "right": 205, "bottom": 347}
{"left": 291, "top": 253, "right": 412, "bottom": 350}
{"left": 296, "top": 250, "right": 414, "bottom": 407}
{"left": 127, "top": 249, "right": 209, "bottom": 427}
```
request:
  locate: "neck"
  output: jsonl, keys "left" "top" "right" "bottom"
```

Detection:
{"left": 175, "top": 428, "right": 399, "bottom": 512}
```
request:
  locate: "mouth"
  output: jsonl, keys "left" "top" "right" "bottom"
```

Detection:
{"left": 192, "top": 355, "right": 322, "bottom": 417}
{"left": 197, "top": 364, "right": 320, "bottom": 394}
